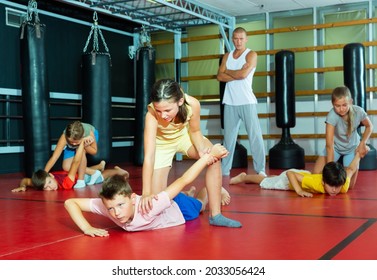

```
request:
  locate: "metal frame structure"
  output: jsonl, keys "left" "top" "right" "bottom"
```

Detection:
{"left": 58, "top": 0, "right": 235, "bottom": 33}
{"left": 58, "top": 0, "right": 236, "bottom": 56}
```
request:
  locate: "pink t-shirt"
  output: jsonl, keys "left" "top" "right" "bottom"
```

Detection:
{"left": 89, "top": 191, "right": 185, "bottom": 231}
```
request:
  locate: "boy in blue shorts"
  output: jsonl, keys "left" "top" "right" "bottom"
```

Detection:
{"left": 64, "top": 143, "right": 241, "bottom": 237}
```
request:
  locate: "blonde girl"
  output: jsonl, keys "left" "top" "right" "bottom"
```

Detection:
{"left": 313, "top": 86, "right": 373, "bottom": 188}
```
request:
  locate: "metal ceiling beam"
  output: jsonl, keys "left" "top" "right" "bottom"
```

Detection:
{"left": 153, "top": 0, "right": 233, "bottom": 29}
{"left": 90, "top": 0, "right": 134, "bottom": 8}
{"left": 58, "top": 0, "right": 234, "bottom": 33}
{"left": 114, "top": 4, "right": 166, "bottom": 13}
{"left": 57, "top": 0, "right": 175, "bottom": 32}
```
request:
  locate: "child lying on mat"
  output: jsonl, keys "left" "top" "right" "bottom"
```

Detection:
{"left": 12, "top": 141, "right": 129, "bottom": 192}
{"left": 230, "top": 149, "right": 366, "bottom": 197}
{"left": 64, "top": 144, "right": 242, "bottom": 237}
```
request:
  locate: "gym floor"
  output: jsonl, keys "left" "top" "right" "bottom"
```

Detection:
{"left": 1, "top": 160, "right": 377, "bottom": 260}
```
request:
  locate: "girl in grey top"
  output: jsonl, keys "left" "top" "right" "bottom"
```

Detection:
{"left": 313, "top": 86, "right": 373, "bottom": 188}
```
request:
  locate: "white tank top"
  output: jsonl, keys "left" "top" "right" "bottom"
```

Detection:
{"left": 222, "top": 48, "right": 257, "bottom": 105}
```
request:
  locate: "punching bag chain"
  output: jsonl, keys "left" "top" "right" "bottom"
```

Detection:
{"left": 25, "top": 0, "right": 40, "bottom": 24}
{"left": 83, "top": 11, "right": 110, "bottom": 54}
{"left": 20, "top": 0, "right": 41, "bottom": 39}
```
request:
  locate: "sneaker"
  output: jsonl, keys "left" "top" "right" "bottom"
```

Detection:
{"left": 73, "top": 179, "right": 86, "bottom": 189}
{"left": 258, "top": 171, "right": 267, "bottom": 177}
{"left": 87, "top": 170, "right": 102, "bottom": 185}
{"left": 95, "top": 174, "right": 104, "bottom": 184}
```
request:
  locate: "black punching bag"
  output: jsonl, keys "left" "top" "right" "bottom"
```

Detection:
{"left": 343, "top": 43, "right": 377, "bottom": 170}
{"left": 343, "top": 43, "right": 366, "bottom": 109}
{"left": 269, "top": 50, "right": 305, "bottom": 169}
{"left": 82, "top": 52, "right": 112, "bottom": 165}
{"left": 134, "top": 47, "right": 156, "bottom": 166}
{"left": 219, "top": 57, "right": 225, "bottom": 130}
{"left": 20, "top": 16, "right": 51, "bottom": 177}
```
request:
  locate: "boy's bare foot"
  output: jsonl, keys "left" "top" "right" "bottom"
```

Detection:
{"left": 221, "top": 187, "right": 231, "bottom": 205}
{"left": 187, "top": 186, "right": 196, "bottom": 197}
{"left": 99, "top": 160, "right": 106, "bottom": 171}
{"left": 196, "top": 187, "right": 208, "bottom": 212}
{"left": 183, "top": 186, "right": 196, "bottom": 197}
{"left": 115, "top": 166, "right": 129, "bottom": 179}
{"left": 229, "top": 172, "right": 247, "bottom": 185}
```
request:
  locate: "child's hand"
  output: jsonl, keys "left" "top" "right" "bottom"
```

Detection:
{"left": 205, "top": 155, "right": 218, "bottom": 165}
{"left": 297, "top": 190, "right": 313, "bottom": 198}
{"left": 356, "top": 144, "right": 370, "bottom": 158}
{"left": 11, "top": 186, "right": 26, "bottom": 192}
{"left": 139, "top": 194, "right": 159, "bottom": 214}
{"left": 83, "top": 136, "right": 94, "bottom": 147}
{"left": 210, "top": 143, "right": 229, "bottom": 159}
{"left": 198, "top": 147, "right": 211, "bottom": 158}
{"left": 84, "top": 226, "right": 109, "bottom": 237}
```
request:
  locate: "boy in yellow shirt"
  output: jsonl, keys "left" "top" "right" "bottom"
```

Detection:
{"left": 230, "top": 150, "right": 365, "bottom": 197}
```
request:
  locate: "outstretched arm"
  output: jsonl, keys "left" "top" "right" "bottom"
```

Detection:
{"left": 346, "top": 149, "right": 368, "bottom": 179}
{"left": 356, "top": 116, "right": 373, "bottom": 158}
{"left": 66, "top": 141, "right": 85, "bottom": 181}
{"left": 187, "top": 96, "right": 212, "bottom": 158}
{"left": 325, "top": 123, "right": 335, "bottom": 163}
{"left": 11, "top": 177, "right": 33, "bottom": 192}
{"left": 138, "top": 110, "right": 159, "bottom": 214}
{"left": 142, "top": 110, "right": 158, "bottom": 197}
{"left": 83, "top": 130, "right": 98, "bottom": 155}
{"left": 44, "top": 133, "right": 66, "bottom": 172}
{"left": 64, "top": 198, "right": 109, "bottom": 237}
{"left": 286, "top": 171, "right": 313, "bottom": 198}
{"left": 165, "top": 143, "right": 228, "bottom": 200}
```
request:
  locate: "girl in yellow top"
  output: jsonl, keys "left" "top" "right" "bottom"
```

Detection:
{"left": 140, "top": 78, "right": 241, "bottom": 227}
{"left": 229, "top": 150, "right": 364, "bottom": 197}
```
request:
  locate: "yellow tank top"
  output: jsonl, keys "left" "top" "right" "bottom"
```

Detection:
{"left": 148, "top": 96, "right": 193, "bottom": 142}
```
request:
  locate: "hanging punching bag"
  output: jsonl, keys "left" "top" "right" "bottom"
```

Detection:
{"left": 343, "top": 43, "right": 377, "bottom": 170}
{"left": 81, "top": 52, "right": 112, "bottom": 165}
{"left": 219, "top": 57, "right": 225, "bottom": 130}
{"left": 134, "top": 47, "right": 156, "bottom": 166}
{"left": 20, "top": 14, "right": 51, "bottom": 177}
{"left": 175, "top": 58, "right": 181, "bottom": 83}
{"left": 269, "top": 50, "right": 305, "bottom": 169}
{"left": 81, "top": 13, "right": 112, "bottom": 165}
{"left": 174, "top": 58, "right": 184, "bottom": 162}
{"left": 343, "top": 43, "right": 366, "bottom": 108}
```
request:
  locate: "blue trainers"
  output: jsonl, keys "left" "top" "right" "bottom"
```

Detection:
{"left": 73, "top": 180, "right": 86, "bottom": 189}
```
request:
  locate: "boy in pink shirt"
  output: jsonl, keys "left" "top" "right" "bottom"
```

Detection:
{"left": 64, "top": 144, "right": 242, "bottom": 237}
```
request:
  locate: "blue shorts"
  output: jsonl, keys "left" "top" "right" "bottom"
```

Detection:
{"left": 173, "top": 193, "right": 202, "bottom": 221}
{"left": 63, "top": 129, "right": 99, "bottom": 160}
{"left": 319, "top": 147, "right": 357, "bottom": 167}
